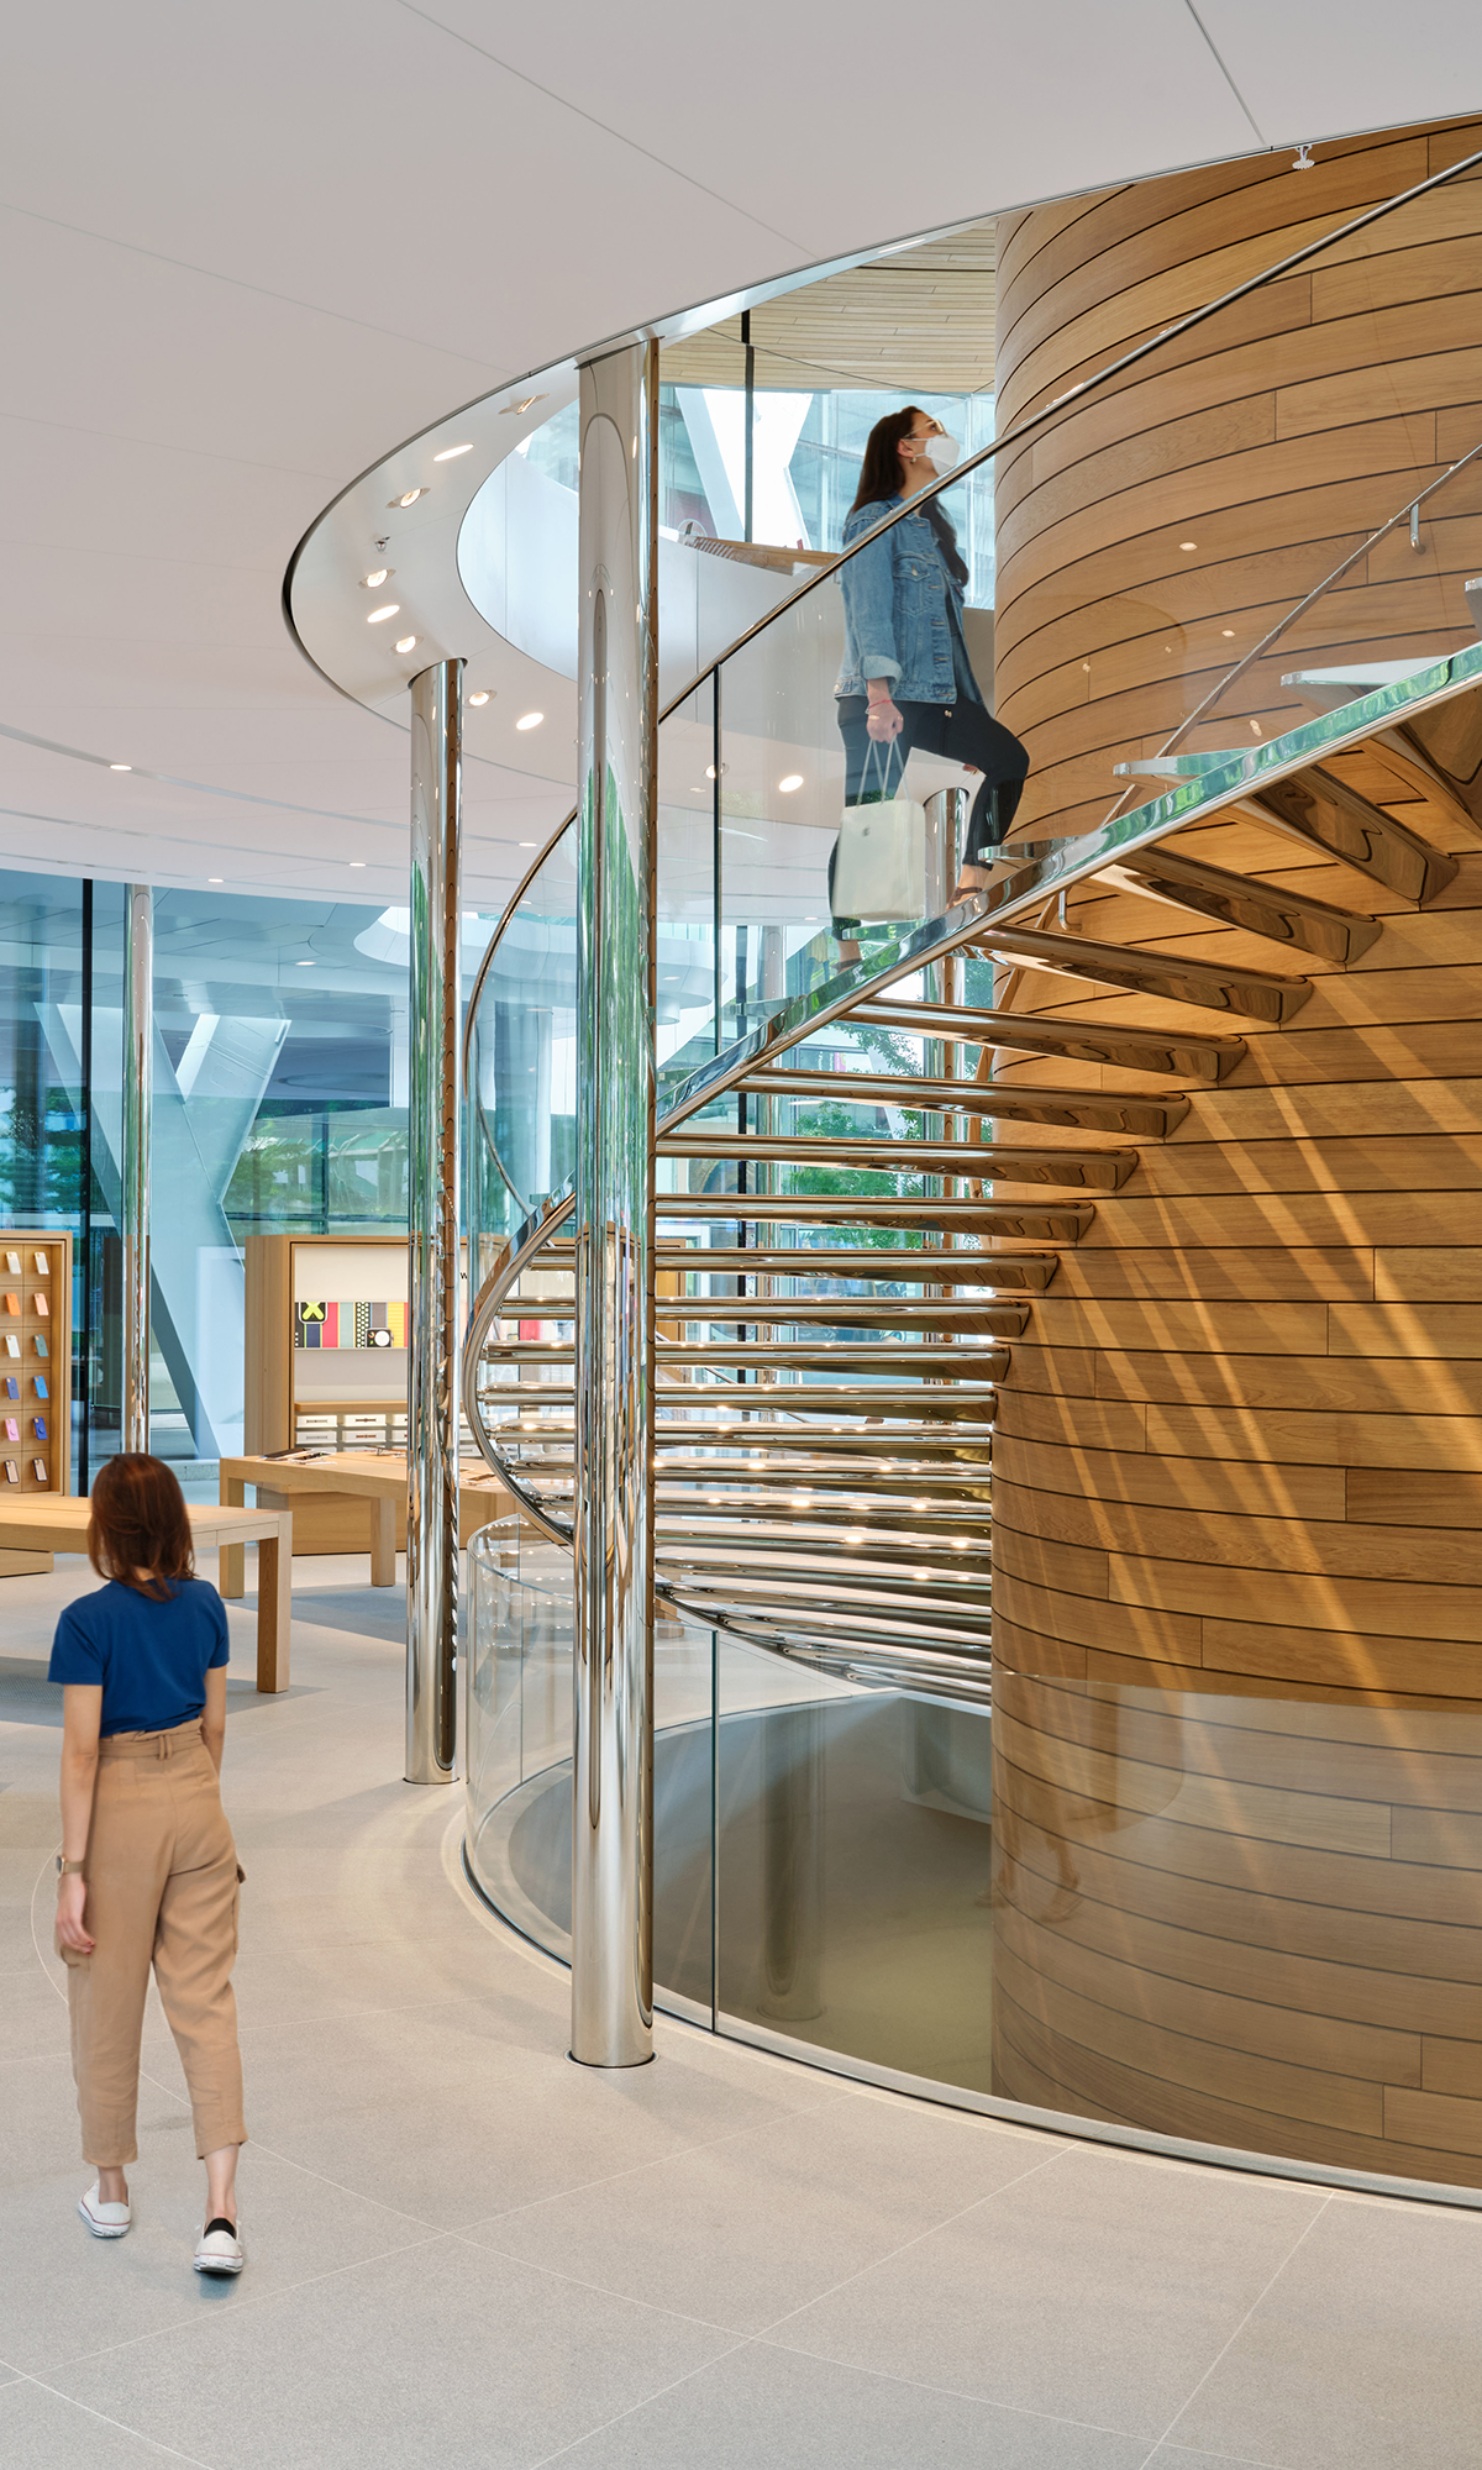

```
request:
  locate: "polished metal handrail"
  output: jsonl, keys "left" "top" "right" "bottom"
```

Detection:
{"left": 1140, "top": 434, "right": 1482, "bottom": 782}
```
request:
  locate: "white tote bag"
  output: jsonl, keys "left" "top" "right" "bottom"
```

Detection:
{"left": 832, "top": 740, "right": 927, "bottom": 923}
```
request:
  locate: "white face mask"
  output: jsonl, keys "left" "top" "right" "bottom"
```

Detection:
{"left": 923, "top": 431, "right": 960, "bottom": 475}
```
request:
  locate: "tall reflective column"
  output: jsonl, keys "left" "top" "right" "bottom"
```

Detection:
{"left": 121, "top": 883, "right": 152, "bottom": 1454}
{"left": 406, "top": 658, "right": 464, "bottom": 1786}
{"left": 571, "top": 340, "right": 659, "bottom": 2067}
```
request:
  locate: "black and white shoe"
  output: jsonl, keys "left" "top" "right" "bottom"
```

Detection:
{"left": 193, "top": 2216, "right": 244, "bottom": 2276}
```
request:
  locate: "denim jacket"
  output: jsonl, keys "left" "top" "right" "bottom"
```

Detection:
{"left": 835, "top": 495, "right": 962, "bottom": 703}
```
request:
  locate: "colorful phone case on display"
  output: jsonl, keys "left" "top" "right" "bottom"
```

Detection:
{"left": 3, "top": 1253, "right": 18, "bottom": 1275}
{"left": 3, "top": 1378, "right": 15, "bottom": 1400}
{"left": 3, "top": 1420, "right": 17, "bottom": 1442}
{"left": 33, "top": 1252, "right": 48, "bottom": 1273}
{"left": 32, "top": 1418, "right": 47, "bottom": 1441}
{"left": 3, "top": 1295, "right": 17, "bottom": 1315}
{"left": 33, "top": 1294, "right": 48, "bottom": 1316}
{"left": 3, "top": 1338, "right": 17, "bottom": 1357}
{"left": 31, "top": 1458, "right": 47, "bottom": 1483}
{"left": 33, "top": 1336, "right": 47, "bottom": 1357}
{"left": 33, "top": 1375, "right": 47, "bottom": 1397}
{"left": 3, "top": 1461, "right": 16, "bottom": 1484}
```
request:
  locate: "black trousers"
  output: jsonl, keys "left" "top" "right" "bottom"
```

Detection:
{"left": 836, "top": 694, "right": 1029, "bottom": 863}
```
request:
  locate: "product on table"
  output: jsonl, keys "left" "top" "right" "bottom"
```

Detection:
{"left": 31, "top": 1457, "right": 47, "bottom": 1484}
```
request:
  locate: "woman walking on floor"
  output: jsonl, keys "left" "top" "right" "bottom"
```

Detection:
{"left": 50, "top": 1452, "right": 247, "bottom": 2276}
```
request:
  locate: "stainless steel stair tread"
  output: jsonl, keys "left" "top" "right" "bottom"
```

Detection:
{"left": 970, "top": 921, "right": 1312, "bottom": 1023}
{"left": 653, "top": 1247, "right": 1058, "bottom": 1283}
{"left": 1103, "top": 841, "right": 1381, "bottom": 964}
{"left": 851, "top": 1000, "right": 1247, "bottom": 1081}
{"left": 658, "top": 1133, "right": 1136, "bottom": 1186}
{"left": 655, "top": 1195, "right": 1093, "bottom": 1236}
{"left": 736, "top": 1068, "right": 1187, "bottom": 1136}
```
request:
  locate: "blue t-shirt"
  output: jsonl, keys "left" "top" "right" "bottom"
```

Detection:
{"left": 49, "top": 1577, "right": 229, "bottom": 1737}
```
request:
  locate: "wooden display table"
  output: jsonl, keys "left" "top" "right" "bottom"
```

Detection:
{"left": 219, "top": 1453, "right": 510, "bottom": 1592}
{"left": 220, "top": 1453, "right": 403, "bottom": 1591}
{"left": 0, "top": 1498, "right": 293, "bottom": 1694}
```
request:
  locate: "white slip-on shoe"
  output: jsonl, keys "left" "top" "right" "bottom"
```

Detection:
{"left": 193, "top": 2216, "right": 244, "bottom": 2276}
{"left": 78, "top": 2183, "right": 131, "bottom": 2238}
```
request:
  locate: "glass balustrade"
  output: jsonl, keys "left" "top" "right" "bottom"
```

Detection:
{"left": 462, "top": 163, "right": 1482, "bottom": 2193}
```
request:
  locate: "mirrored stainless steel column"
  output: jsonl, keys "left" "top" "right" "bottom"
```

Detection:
{"left": 121, "top": 883, "right": 152, "bottom": 1453}
{"left": 406, "top": 657, "right": 464, "bottom": 1786}
{"left": 571, "top": 339, "right": 659, "bottom": 2067}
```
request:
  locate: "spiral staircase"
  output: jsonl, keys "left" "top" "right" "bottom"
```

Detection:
{"left": 461, "top": 639, "right": 1482, "bottom": 1706}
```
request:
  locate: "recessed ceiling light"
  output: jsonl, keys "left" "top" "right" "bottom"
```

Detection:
{"left": 296, "top": 958, "right": 315, "bottom": 967}
{"left": 208, "top": 876, "right": 223, "bottom": 884}
{"left": 518, "top": 840, "right": 537, "bottom": 847}
{"left": 515, "top": 711, "right": 544, "bottom": 731}
{"left": 395, "top": 634, "right": 417, "bottom": 653}
{"left": 368, "top": 603, "right": 400, "bottom": 624}
{"left": 1221, "top": 627, "right": 1236, "bottom": 638}
{"left": 1179, "top": 540, "right": 1197, "bottom": 551}
{"left": 468, "top": 690, "right": 491, "bottom": 707}
{"left": 362, "top": 568, "right": 391, "bottom": 589}
{"left": 433, "top": 442, "right": 474, "bottom": 462}
{"left": 349, "top": 861, "right": 366, "bottom": 869}
{"left": 391, "top": 488, "right": 427, "bottom": 508}
{"left": 778, "top": 773, "right": 804, "bottom": 793}
{"left": 109, "top": 762, "right": 132, "bottom": 772}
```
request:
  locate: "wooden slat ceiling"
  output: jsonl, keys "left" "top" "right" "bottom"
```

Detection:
{"left": 661, "top": 222, "right": 996, "bottom": 394}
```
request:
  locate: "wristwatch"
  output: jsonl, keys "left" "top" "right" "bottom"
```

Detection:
{"left": 56, "top": 1856, "right": 84, "bottom": 1877}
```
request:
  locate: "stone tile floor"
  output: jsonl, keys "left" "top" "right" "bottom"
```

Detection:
{"left": 3, "top": 1552, "right": 1480, "bottom": 2469}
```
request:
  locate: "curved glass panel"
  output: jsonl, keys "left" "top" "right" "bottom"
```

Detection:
{"left": 465, "top": 154, "right": 1482, "bottom": 2197}
{"left": 465, "top": 828, "right": 578, "bottom": 1263}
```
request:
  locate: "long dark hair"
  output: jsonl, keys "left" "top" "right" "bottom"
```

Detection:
{"left": 88, "top": 1454, "right": 195, "bottom": 1600}
{"left": 850, "top": 406, "right": 969, "bottom": 588}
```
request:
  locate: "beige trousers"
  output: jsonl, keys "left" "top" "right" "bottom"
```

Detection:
{"left": 62, "top": 1720, "right": 247, "bottom": 2166}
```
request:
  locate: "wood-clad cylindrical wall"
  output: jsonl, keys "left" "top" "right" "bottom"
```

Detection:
{"left": 986, "top": 121, "right": 1482, "bottom": 2186}
{"left": 993, "top": 118, "right": 1482, "bottom": 844}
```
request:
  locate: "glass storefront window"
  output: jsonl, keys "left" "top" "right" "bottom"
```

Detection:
{"left": 0, "top": 871, "right": 493, "bottom": 1493}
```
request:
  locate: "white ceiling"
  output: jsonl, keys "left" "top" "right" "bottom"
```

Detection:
{"left": 1, "top": 1, "right": 1477, "bottom": 907}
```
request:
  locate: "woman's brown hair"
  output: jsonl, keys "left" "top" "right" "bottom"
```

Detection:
{"left": 87, "top": 1454, "right": 195, "bottom": 1600}
{"left": 850, "top": 406, "right": 969, "bottom": 586}
{"left": 851, "top": 406, "right": 925, "bottom": 513}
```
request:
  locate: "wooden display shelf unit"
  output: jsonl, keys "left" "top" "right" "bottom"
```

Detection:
{"left": 0, "top": 1228, "right": 72, "bottom": 1576}
{"left": 245, "top": 1232, "right": 409, "bottom": 1555}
